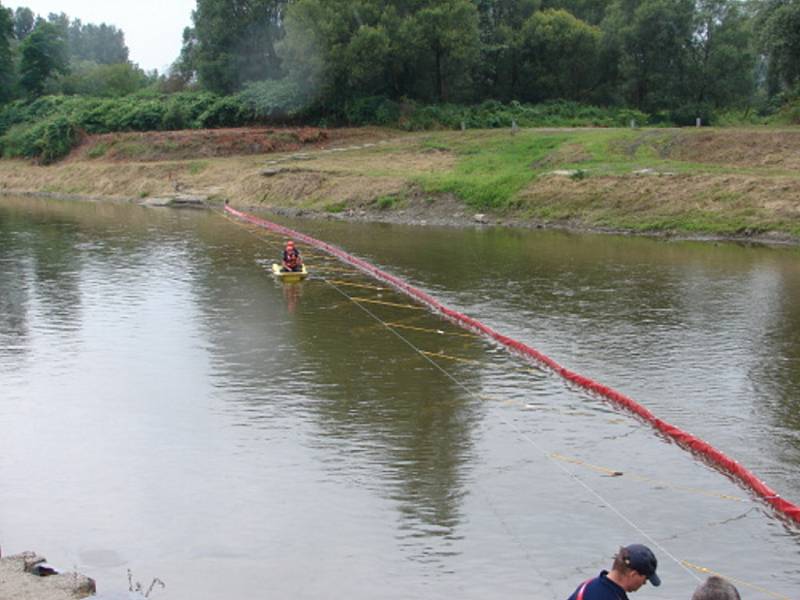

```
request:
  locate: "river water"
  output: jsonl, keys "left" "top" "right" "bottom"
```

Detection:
{"left": 1, "top": 196, "right": 798, "bottom": 599}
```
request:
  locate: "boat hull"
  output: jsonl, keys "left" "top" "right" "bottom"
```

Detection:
{"left": 272, "top": 263, "right": 308, "bottom": 282}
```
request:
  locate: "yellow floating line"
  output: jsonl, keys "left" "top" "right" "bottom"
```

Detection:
{"left": 550, "top": 453, "right": 624, "bottom": 477}
{"left": 549, "top": 453, "right": 746, "bottom": 503}
{"left": 328, "top": 279, "right": 387, "bottom": 291}
{"left": 352, "top": 297, "right": 424, "bottom": 310}
{"left": 420, "top": 350, "right": 482, "bottom": 365}
{"left": 315, "top": 265, "right": 360, "bottom": 274}
{"left": 681, "top": 561, "right": 790, "bottom": 600}
{"left": 386, "top": 322, "right": 476, "bottom": 338}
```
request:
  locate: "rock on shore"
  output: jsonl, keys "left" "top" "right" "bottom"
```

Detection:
{"left": 0, "top": 552, "right": 95, "bottom": 600}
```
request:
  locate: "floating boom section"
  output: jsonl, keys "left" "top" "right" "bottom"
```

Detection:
{"left": 224, "top": 204, "right": 800, "bottom": 525}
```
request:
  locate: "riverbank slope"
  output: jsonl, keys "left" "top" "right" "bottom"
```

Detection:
{"left": 1, "top": 126, "right": 799, "bottom": 243}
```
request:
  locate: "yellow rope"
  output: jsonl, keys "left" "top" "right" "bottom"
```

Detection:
{"left": 420, "top": 350, "right": 482, "bottom": 365}
{"left": 547, "top": 453, "right": 747, "bottom": 502}
{"left": 314, "top": 265, "right": 360, "bottom": 274}
{"left": 351, "top": 297, "right": 425, "bottom": 310}
{"left": 386, "top": 322, "right": 477, "bottom": 338}
{"left": 327, "top": 279, "right": 387, "bottom": 291}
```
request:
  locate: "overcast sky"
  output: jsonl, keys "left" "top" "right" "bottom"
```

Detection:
{"left": 10, "top": 0, "right": 197, "bottom": 73}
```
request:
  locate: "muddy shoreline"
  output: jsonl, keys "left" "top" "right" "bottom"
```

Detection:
{"left": 264, "top": 203, "right": 800, "bottom": 247}
{"left": 2, "top": 126, "right": 800, "bottom": 246}
{"left": 3, "top": 189, "right": 799, "bottom": 248}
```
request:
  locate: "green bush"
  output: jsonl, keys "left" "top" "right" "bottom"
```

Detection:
{"left": 37, "top": 116, "right": 80, "bottom": 163}
{"left": 669, "top": 103, "right": 715, "bottom": 127}
{"left": 343, "top": 96, "right": 402, "bottom": 125}
{"left": 714, "top": 109, "right": 767, "bottom": 126}
{"left": 197, "top": 96, "right": 247, "bottom": 128}
{"left": 113, "top": 99, "right": 167, "bottom": 130}
{"left": 396, "top": 99, "right": 654, "bottom": 131}
{"left": 160, "top": 92, "right": 218, "bottom": 130}
{"left": 238, "top": 79, "right": 309, "bottom": 120}
{"left": 1, "top": 115, "right": 79, "bottom": 163}
{"left": 0, "top": 92, "right": 667, "bottom": 162}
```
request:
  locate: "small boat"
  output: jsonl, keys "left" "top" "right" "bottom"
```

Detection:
{"left": 272, "top": 263, "right": 308, "bottom": 283}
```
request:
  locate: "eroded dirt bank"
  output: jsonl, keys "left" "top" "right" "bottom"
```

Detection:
{"left": 1, "top": 126, "right": 799, "bottom": 244}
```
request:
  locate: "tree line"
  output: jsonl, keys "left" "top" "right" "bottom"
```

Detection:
{"left": 173, "top": 0, "right": 800, "bottom": 117}
{"left": 0, "top": 3, "right": 147, "bottom": 102}
{"left": 1, "top": 0, "right": 799, "bottom": 127}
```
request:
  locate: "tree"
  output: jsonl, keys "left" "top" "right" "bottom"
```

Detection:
{"left": 604, "top": 0, "right": 695, "bottom": 111}
{"left": 188, "top": 0, "right": 287, "bottom": 94}
{"left": 689, "top": 0, "right": 756, "bottom": 107}
{"left": 59, "top": 60, "right": 148, "bottom": 96}
{"left": 758, "top": 0, "right": 800, "bottom": 94}
{"left": 68, "top": 20, "right": 129, "bottom": 64}
{"left": 170, "top": 25, "right": 199, "bottom": 87}
{"left": 279, "top": 0, "right": 395, "bottom": 103}
{"left": 0, "top": 2, "right": 14, "bottom": 103}
{"left": 402, "top": 0, "right": 481, "bottom": 102}
{"left": 475, "top": 0, "right": 540, "bottom": 100}
{"left": 13, "top": 6, "right": 34, "bottom": 40}
{"left": 19, "top": 21, "right": 69, "bottom": 97}
{"left": 541, "top": 0, "right": 608, "bottom": 24}
{"left": 518, "top": 9, "right": 602, "bottom": 102}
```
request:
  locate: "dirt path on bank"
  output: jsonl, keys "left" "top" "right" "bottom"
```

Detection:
{"left": 1, "top": 126, "right": 799, "bottom": 245}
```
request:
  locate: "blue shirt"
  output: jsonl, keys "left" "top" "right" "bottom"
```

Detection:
{"left": 567, "top": 570, "right": 629, "bottom": 600}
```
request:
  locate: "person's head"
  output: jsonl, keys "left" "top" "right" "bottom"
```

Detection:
{"left": 611, "top": 544, "right": 661, "bottom": 592}
{"left": 691, "top": 576, "right": 740, "bottom": 600}
{"left": 285, "top": 240, "right": 295, "bottom": 249}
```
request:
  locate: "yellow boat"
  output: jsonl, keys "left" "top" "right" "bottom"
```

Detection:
{"left": 272, "top": 263, "right": 308, "bottom": 283}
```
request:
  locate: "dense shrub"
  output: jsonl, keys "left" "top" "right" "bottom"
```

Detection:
{"left": 1, "top": 115, "right": 79, "bottom": 163}
{"left": 196, "top": 96, "right": 247, "bottom": 128}
{"left": 36, "top": 116, "right": 81, "bottom": 163}
{"left": 161, "top": 92, "right": 218, "bottom": 130}
{"left": 343, "top": 96, "right": 402, "bottom": 126}
{"left": 396, "top": 99, "right": 651, "bottom": 130}
{"left": 668, "top": 103, "right": 716, "bottom": 127}
{"left": 237, "top": 79, "right": 309, "bottom": 120}
{"left": 0, "top": 91, "right": 661, "bottom": 162}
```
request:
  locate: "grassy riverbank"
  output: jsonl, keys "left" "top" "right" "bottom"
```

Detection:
{"left": 1, "top": 126, "right": 799, "bottom": 242}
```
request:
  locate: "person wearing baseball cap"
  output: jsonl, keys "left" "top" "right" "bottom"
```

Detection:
{"left": 566, "top": 544, "right": 661, "bottom": 600}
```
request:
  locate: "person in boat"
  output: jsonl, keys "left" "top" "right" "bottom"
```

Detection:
{"left": 281, "top": 240, "right": 303, "bottom": 272}
{"left": 691, "top": 576, "right": 740, "bottom": 600}
{"left": 566, "top": 544, "right": 661, "bottom": 600}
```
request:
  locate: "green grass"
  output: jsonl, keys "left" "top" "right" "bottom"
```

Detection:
{"left": 187, "top": 161, "right": 207, "bottom": 175}
{"left": 375, "top": 194, "right": 398, "bottom": 210}
{"left": 86, "top": 143, "right": 108, "bottom": 159}
{"left": 114, "top": 142, "right": 149, "bottom": 159}
{"left": 324, "top": 201, "right": 347, "bottom": 213}
{"left": 417, "top": 132, "right": 568, "bottom": 210}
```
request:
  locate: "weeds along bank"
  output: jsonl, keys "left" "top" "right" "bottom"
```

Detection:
{"left": 1, "top": 126, "right": 799, "bottom": 243}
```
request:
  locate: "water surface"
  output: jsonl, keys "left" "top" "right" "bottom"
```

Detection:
{"left": 1, "top": 196, "right": 798, "bottom": 599}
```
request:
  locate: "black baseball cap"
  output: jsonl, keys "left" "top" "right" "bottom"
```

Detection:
{"left": 624, "top": 544, "right": 661, "bottom": 586}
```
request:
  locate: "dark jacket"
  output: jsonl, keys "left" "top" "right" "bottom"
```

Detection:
{"left": 567, "top": 571, "right": 629, "bottom": 600}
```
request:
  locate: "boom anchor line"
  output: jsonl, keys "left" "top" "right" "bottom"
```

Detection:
{"left": 222, "top": 205, "right": 800, "bottom": 527}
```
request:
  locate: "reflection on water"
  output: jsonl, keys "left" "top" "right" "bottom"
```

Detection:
{"left": 1, "top": 196, "right": 799, "bottom": 600}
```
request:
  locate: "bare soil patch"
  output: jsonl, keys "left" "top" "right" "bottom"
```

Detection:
{"left": 666, "top": 129, "right": 800, "bottom": 170}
